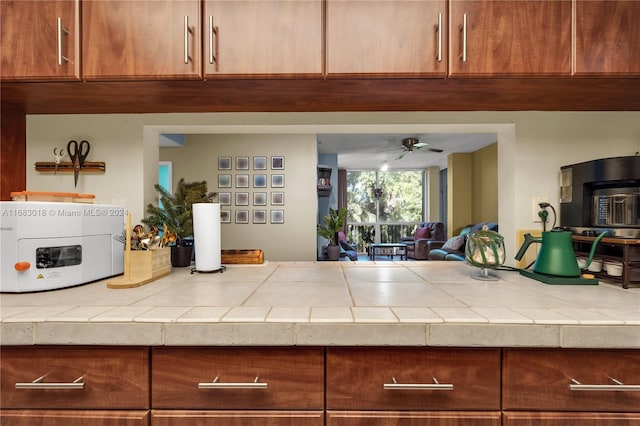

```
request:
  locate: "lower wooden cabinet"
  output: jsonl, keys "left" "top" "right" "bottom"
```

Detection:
{"left": 0, "top": 409, "right": 149, "bottom": 426}
{"left": 152, "top": 410, "right": 324, "bottom": 426}
{"left": 0, "top": 346, "right": 150, "bottom": 425}
{"left": 326, "top": 347, "right": 501, "bottom": 425}
{"left": 151, "top": 347, "right": 324, "bottom": 425}
{"left": 503, "top": 412, "right": 640, "bottom": 426}
{"left": 326, "top": 410, "right": 501, "bottom": 426}
{"left": 503, "top": 349, "right": 640, "bottom": 425}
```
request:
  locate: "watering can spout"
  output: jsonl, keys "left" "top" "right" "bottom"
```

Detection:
{"left": 581, "top": 231, "right": 608, "bottom": 270}
{"left": 514, "top": 233, "right": 541, "bottom": 261}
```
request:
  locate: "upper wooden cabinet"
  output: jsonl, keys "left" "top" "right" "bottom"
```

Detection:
{"left": 0, "top": 0, "right": 80, "bottom": 81}
{"left": 203, "top": 0, "right": 323, "bottom": 78}
{"left": 574, "top": 0, "right": 640, "bottom": 76}
{"left": 326, "top": 0, "right": 447, "bottom": 77}
{"left": 449, "top": 0, "right": 572, "bottom": 77}
{"left": 82, "top": 0, "right": 201, "bottom": 80}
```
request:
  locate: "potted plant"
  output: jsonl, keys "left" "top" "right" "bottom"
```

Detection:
{"left": 317, "top": 207, "right": 348, "bottom": 261}
{"left": 143, "top": 179, "right": 216, "bottom": 267}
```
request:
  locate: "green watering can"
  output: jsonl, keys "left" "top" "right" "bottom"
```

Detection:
{"left": 514, "top": 230, "right": 607, "bottom": 277}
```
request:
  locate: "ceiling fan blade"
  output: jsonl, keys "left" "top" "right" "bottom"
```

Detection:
{"left": 395, "top": 150, "right": 407, "bottom": 160}
{"left": 426, "top": 147, "right": 444, "bottom": 153}
{"left": 413, "top": 142, "right": 428, "bottom": 148}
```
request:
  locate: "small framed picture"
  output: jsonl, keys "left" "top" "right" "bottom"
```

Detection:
{"left": 218, "top": 156, "right": 231, "bottom": 170}
{"left": 253, "top": 174, "right": 267, "bottom": 188}
{"left": 270, "top": 209, "right": 284, "bottom": 224}
{"left": 253, "top": 192, "right": 267, "bottom": 206}
{"left": 235, "top": 192, "right": 249, "bottom": 206}
{"left": 236, "top": 174, "right": 249, "bottom": 188}
{"left": 271, "top": 191, "right": 284, "bottom": 206}
{"left": 218, "top": 192, "right": 231, "bottom": 206}
{"left": 218, "top": 174, "right": 231, "bottom": 188}
{"left": 235, "top": 210, "right": 249, "bottom": 224}
{"left": 220, "top": 209, "right": 231, "bottom": 223}
{"left": 271, "top": 174, "right": 284, "bottom": 188}
{"left": 253, "top": 210, "right": 266, "bottom": 224}
{"left": 236, "top": 156, "right": 249, "bottom": 170}
{"left": 271, "top": 156, "right": 284, "bottom": 170}
{"left": 253, "top": 156, "right": 267, "bottom": 170}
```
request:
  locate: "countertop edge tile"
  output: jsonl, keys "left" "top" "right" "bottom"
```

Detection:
{"left": 163, "top": 323, "right": 294, "bottom": 346}
{"left": 295, "top": 323, "right": 426, "bottom": 346}
{"left": 561, "top": 325, "right": 640, "bottom": 348}
{"left": 0, "top": 323, "right": 34, "bottom": 345}
{"left": 429, "top": 323, "right": 561, "bottom": 347}
{"left": 34, "top": 322, "right": 163, "bottom": 345}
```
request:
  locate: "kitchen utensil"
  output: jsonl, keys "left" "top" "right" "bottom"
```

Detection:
{"left": 515, "top": 229, "right": 606, "bottom": 284}
{"left": 66, "top": 139, "right": 90, "bottom": 187}
{"left": 53, "top": 147, "right": 66, "bottom": 174}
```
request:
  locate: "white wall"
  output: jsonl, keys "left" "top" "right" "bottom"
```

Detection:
{"left": 26, "top": 114, "right": 147, "bottom": 220}
{"left": 26, "top": 111, "right": 640, "bottom": 263}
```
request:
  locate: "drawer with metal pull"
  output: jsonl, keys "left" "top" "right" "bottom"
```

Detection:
{"left": 503, "top": 349, "right": 640, "bottom": 411}
{"left": 151, "top": 347, "right": 324, "bottom": 409}
{"left": 0, "top": 346, "right": 149, "bottom": 409}
{"left": 326, "top": 347, "right": 501, "bottom": 410}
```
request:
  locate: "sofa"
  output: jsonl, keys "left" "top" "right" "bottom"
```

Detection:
{"left": 400, "top": 222, "right": 446, "bottom": 260}
{"left": 428, "top": 222, "right": 498, "bottom": 261}
{"left": 338, "top": 231, "right": 358, "bottom": 261}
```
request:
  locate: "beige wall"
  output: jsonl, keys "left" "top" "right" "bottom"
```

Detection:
{"left": 472, "top": 143, "right": 498, "bottom": 224}
{"left": 447, "top": 153, "right": 473, "bottom": 236}
{"left": 160, "top": 134, "right": 317, "bottom": 261}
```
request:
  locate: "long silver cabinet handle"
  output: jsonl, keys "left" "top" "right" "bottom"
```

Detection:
{"left": 183, "top": 15, "right": 192, "bottom": 64}
{"left": 436, "top": 13, "right": 442, "bottom": 63}
{"left": 57, "top": 17, "right": 69, "bottom": 66}
{"left": 198, "top": 375, "right": 268, "bottom": 389}
{"left": 384, "top": 376, "right": 453, "bottom": 391}
{"left": 461, "top": 13, "right": 467, "bottom": 62}
{"left": 16, "top": 375, "right": 84, "bottom": 390}
{"left": 209, "top": 15, "right": 219, "bottom": 66}
{"left": 570, "top": 378, "right": 640, "bottom": 392}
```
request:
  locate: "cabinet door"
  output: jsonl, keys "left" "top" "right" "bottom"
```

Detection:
{"left": 0, "top": 347, "right": 149, "bottom": 409}
{"left": 204, "top": 0, "right": 323, "bottom": 77}
{"left": 503, "top": 349, "right": 640, "bottom": 412}
{"left": 503, "top": 412, "right": 640, "bottom": 426}
{"left": 449, "top": 0, "right": 571, "bottom": 76}
{"left": 326, "top": 347, "right": 501, "bottom": 410}
{"left": 327, "top": 410, "right": 501, "bottom": 426}
{"left": 0, "top": 409, "right": 149, "bottom": 426}
{"left": 0, "top": 0, "right": 80, "bottom": 81}
{"left": 326, "top": 0, "right": 447, "bottom": 77}
{"left": 152, "top": 347, "right": 324, "bottom": 409}
{"left": 574, "top": 0, "right": 640, "bottom": 76}
{"left": 83, "top": 0, "right": 201, "bottom": 80}
{"left": 152, "top": 410, "right": 324, "bottom": 426}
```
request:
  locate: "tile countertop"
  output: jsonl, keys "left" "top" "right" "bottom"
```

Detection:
{"left": 1, "top": 261, "right": 639, "bottom": 348}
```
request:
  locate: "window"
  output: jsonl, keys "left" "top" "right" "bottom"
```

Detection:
{"left": 346, "top": 170, "right": 423, "bottom": 249}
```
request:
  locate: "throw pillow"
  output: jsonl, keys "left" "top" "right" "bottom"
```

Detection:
{"left": 414, "top": 227, "right": 431, "bottom": 240}
{"left": 442, "top": 235, "right": 465, "bottom": 251}
{"left": 338, "top": 231, "right": 347, "bottom": 242}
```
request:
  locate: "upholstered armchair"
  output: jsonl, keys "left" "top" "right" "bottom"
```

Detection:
{"left": 401, "top": 222, "right": 446, "bottom": 260}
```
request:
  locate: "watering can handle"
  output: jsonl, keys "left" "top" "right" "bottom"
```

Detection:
{"left": 514, "top": 233, "right": 541, "bottom": 261}
{"left": 582, "top": 231, "right": 608, "bottom": 270}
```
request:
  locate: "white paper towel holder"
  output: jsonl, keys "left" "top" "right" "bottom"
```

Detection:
{"left": 190, "top": 203, "right": 226, "bottom": 274}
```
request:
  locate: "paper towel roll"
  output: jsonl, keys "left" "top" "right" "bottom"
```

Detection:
{"left": 192, "top": 203, "right": 221, "bottom": 271}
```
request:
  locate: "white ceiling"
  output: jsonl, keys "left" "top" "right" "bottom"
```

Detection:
{"left": 317, "top": 132, "right": 498, "bottom": 170}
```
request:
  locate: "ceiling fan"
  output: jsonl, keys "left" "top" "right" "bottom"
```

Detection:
{"left": 396, "top": 137, "right": 444, "bottom": 159}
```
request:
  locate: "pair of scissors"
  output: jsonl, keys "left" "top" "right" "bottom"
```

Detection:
{"left": 66, "top": 140, "right": 90, "bottom": 187}
{"left": 53, "top": 147, "right": 66, "bottom": 174}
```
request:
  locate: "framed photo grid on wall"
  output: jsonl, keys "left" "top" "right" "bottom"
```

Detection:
{"left": 216, "top": 154, "right": 286, "bottom": 225}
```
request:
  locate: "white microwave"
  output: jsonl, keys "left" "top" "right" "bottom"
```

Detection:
{"left": 1, "top": 202, "right": 125, "bottom": 292}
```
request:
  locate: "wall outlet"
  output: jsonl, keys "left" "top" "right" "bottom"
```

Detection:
{"left": 532, "top": 196, "right": 549, "bottom": 223}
